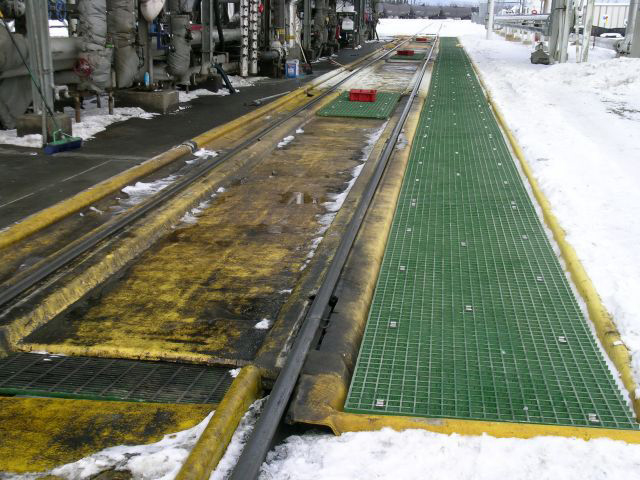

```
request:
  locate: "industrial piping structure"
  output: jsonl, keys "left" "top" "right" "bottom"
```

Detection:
{"left": 0, "top": 0, "right": 380, "bottom": 132}
{"left": 478, "top": 0, "right": 639, "bottom": 63}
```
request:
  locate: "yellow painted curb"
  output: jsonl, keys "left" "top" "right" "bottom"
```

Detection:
{"left": 295, "top": 373, "right": 640, "bottom": 443}
{"left": 465, "top": 47, "right": 640, "bottom": 420}
{"left": 176, "top": 365, "right": 262, "bottom": 480}
{"left": 0, "top": 44, "right": 393, "bottom": 252}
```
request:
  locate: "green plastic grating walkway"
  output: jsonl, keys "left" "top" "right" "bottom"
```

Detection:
{"left": 0, "top": 352, "right": 232, "bottom": 404}
{"left": 317, "top": 91, "right": 401, "bottom": 119}
{"left": 344, "top": 38, "right": 638, "bottom": 430}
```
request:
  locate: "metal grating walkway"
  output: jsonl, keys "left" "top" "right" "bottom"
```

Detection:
{"left": 344, "top": 38, "right": 638, "bottom": 430}
{"left": 0, "top": 353, "right": 233, "bottom": 404}
{"left": 317, "top": 92, "right": 401, "bottom": 119}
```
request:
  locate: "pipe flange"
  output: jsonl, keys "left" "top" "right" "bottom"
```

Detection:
{"left": 180, "top": 140, "right": 198, "bottom": 153}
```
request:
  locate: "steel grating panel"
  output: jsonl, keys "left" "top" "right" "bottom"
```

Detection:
{"left": 344, "top": 38, "right": 638, "bottom": 430}
{"left": 0, "top": 353, "right": 232, "bottom": 404}
{"left": 317, "top": 92, "right": 402, "bottom": 119}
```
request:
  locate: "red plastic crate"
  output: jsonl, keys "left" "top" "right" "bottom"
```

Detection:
{"left": 416, "top": 37, "right": 428, "bottom": 42}
{"left": 397, "top": 49, "right": 415, "bottom": 56}
{"left": 349, "top": 89, "right": 377, "bottom": 102}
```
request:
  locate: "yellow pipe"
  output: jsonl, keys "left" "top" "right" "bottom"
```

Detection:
{"left": 175, "top": 366, "right": 262, "bottom": 480}
{"left": 466, "top": 48, "right": 640, "bottom": 420}
{"left": 0, "top": 44, "right": 392, "bottom": 251}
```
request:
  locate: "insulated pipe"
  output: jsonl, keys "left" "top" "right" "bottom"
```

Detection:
{"left": 190, "top": 28, "right": 242, "bottom": 43}
{"left": 213, "top": 0, "right": 225, "bottom": 50}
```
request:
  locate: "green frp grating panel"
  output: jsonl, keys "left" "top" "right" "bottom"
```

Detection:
{"left": 0, "top": 353, "right": 233, "bottom": 404}
{"left": 317, "top": 92, "right": 402, "bottom": 119}
{"left": 344, "top": 38, "right": 638, "bottom": 430}
{"left": 390, "top": 53, "right": 427, "bottom": 61}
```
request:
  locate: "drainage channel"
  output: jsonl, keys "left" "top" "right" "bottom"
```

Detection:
{"left": 344, "top": 37, "right": 638, "bottom": 431}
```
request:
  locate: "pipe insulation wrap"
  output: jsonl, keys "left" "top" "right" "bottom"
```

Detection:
{"left": 77, "top": 0, "right": 112, "bottom": 90}
{"left": 167, "top": 14, "right": 191, "bottom": 82}
{"left": 107, "top": 0, "right": 140, "bottom": 88}
{"left": 0, "top": 26, "right": 32, "bottom": 128}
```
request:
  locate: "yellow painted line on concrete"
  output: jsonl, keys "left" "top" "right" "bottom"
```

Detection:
{"left": 0, "top": 396, "right": 212, "bottom": 473}
{"left": 0, "top": 44, "right": 393, "bottom": 252}
{"left": 176, "top": 366, "right": 262, "bottom": 480}
{"left": 466, "top": 49, "right": 640, "bottom": 421}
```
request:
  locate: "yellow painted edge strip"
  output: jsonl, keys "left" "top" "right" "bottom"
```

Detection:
{"left": 465, "top": 47, "right": 640, "bottom": 419}
{"left": 175, "top": 365, "right": 262, "bottom": 480}
{"left": 0, "top": 44, "right": 392, "bottom": 251}
{"left": 326, "top": 410, "right": 640, "bottom": 443}
{"left": 296, "top": 373, "right": 640, "bottom": 443}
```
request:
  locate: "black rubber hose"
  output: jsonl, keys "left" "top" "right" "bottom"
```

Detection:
{"left": 213, "top": 0, "right": 225, "bottom": 51}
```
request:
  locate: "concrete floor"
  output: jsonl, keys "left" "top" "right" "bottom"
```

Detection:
{"left": 0, "top": 43, "right": 383, "bottom": 230}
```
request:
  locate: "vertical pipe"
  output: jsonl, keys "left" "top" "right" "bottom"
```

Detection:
{"left": 487, "top": 0, "right": 495, "bottom": 39}
{"left": 201, "top": 0, "right": 213, "bottom": 73}
{"left": 303, "top": 0, "right": 311, "bottom": 51}
{"left": 249, "top": 0, "right": 258, "bottom": 74}
{"left": 240, "top": 0, "right": 249, "bottom": 76}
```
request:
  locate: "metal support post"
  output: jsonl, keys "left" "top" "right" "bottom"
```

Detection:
{"left": 631, "top": 0, "right": 640, "bottom": 57}
{"left": 26, "top": 0, "right": 55, "bottom": 144}
{"left": 559, "top": 0, "right": 573, "bottom": 62}
{"left": 487, "top": 0, "right": 495, "bottom": 39}
{"left": 581, "top": 0, "right": 595, "bottom": 62}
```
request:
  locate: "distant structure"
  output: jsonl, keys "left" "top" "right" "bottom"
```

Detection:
{"left": 379, "top": 2, "right": 473, "bottom": 18}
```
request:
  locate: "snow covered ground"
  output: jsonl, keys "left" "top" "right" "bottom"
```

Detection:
{"left": 6, "top": 20, "right": 640, "bottom": 480}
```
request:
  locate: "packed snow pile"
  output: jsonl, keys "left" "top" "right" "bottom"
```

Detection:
{"left": 261, "top": 428, "right": 640, "bottom": 479}
{"left": 45, "top": 411, "right": 214, "bottom": 479}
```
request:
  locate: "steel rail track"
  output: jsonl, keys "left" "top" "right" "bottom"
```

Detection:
{"left": 0, "top": 36, "right": 419, "bottom": 310}
{"left": 229, "top": 29, "right": 440, "bottom": 480}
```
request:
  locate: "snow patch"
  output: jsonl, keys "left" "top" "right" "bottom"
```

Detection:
{"left": 41, "top": 411, "right": 214, "bottom": 480}
{"left": 179, "top": 89, "right": 230, "bottom": 102}
{"left": 0, "top": 104, "right": 156, "bottom": 148}
{"left": 254, "top": 318, "right": 271, "bottom": 329}
{"left": 277, "top": 135, "right": 295, "bottom": 148}
{"left": 121, "top": 175, "right": 178, "bottom": 206}
{"left": 261, "top": 428, "right": 640, "bottom": 480}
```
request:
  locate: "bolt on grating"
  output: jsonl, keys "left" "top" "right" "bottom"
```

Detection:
{"left": 0, "top": 352, "right": 233, "bottom": 404}
{"left": 344, "top": 37, "right": 638, "bottom": 430}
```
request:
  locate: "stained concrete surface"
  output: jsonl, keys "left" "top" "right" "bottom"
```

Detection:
{"left": 0, "top": 43, "right": 384, "bottom": 229}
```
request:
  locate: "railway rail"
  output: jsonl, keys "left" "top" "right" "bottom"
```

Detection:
{"left": 1, "top": 25, "right": 440, "bottom": 477}
{"left": 230, "top": 30, "right": 440, "bottom": 480}
{"left": 0, "top": 39, "right": 412, "bottom": 311}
